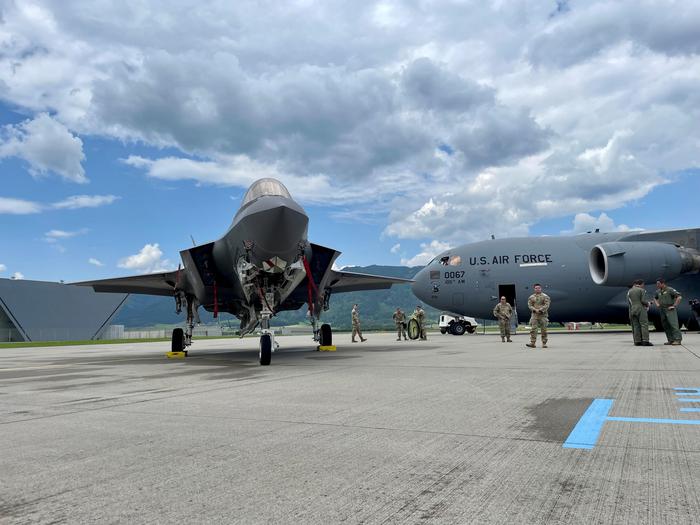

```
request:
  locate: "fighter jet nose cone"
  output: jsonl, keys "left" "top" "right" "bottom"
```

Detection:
{"left": 228, "top": 194, "right": 309, "bottom": 265}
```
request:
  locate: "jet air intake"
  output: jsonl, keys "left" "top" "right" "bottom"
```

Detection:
{"left": 589, "top": 241, "right": 700, "bottom": 286}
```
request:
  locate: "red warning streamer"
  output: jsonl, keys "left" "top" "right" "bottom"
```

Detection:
{"left": 302, "top": 256, "right": 318, "bottom": 315}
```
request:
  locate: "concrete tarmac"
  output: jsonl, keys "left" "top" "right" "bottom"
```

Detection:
{"left": 2, "top": 330, "right": 700, "bottom": 524}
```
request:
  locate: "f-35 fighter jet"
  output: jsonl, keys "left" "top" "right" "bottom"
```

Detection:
{"left": 76, "top": 178, "right": 410, "bottom": 365}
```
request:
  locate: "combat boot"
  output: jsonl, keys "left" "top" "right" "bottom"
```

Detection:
{"left": 525, "top": 343, "right": 536, "bottom": 348}
{"left": 501, "top": 337, "right": 505, "bottom": 342}
{"left": 507, "top": 338, "right": 512, "bottom": 342}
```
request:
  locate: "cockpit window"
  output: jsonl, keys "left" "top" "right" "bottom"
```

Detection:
{"left": 241, "top": 178, "right": 292, "bottom": 206}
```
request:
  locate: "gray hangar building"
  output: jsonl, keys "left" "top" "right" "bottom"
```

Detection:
{"left": 0, "top": 278, "right": 127, "bottom": 342}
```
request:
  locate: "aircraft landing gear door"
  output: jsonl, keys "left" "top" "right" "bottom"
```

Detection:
{"left": 498, "top": 284, "right": 518, "bottom": 330}
{"left": 453, "top": 293, "right": 464, "bottom": 313}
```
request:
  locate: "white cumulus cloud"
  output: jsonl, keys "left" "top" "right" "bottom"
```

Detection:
{"left": 0, "top": 0, "right": 696, "bottom": 244}
{"left": 565, "top": 213, "right": 633, "bottom": 235}
{"left": 401, "top": 240, "right": 452, "bottom": 267}
{"left": 0, "top": 113, "right": 86, "bottom": 183}
{"left": 11, "top": 272, "right": 25, "bottom": 280}
{"left": 0, "top": 264, "right": 6, "bottom": 272}
{"left": 88, "top": 257, "right": 103, "bottom": 266}
{"left": 390, "top": 243, "right": 401, "bottom": 254}
{"left": 118, "top": 243, "right": 174, "bottom": 274}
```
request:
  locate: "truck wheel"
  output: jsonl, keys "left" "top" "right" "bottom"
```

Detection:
{"left": 451, "top": 322, "right": 466, "bottom": 336}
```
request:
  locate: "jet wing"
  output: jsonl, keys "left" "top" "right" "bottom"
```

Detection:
{"left": 326, "top": 270, "right": 413, "bottom": 293}
{"left": 72, "top": 270, "right": 179, "bottom": 296}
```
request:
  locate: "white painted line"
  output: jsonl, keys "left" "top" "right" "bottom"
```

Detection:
{"left": 519, "top": 262, "right": 548, "bottom": 267}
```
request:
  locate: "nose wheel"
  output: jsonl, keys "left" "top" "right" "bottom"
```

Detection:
{"left": 259, "top": 333, "right": 272, "bottom": 365}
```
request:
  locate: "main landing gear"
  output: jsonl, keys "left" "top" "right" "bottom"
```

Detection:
{"left": 319, "top": 323, "right": 332, "bottom": 347}
{"left": 170, "top": 291, "right": 199, "bottom": 357}
{"left": 171, "top": 327, "right": 186, "bottom": 354}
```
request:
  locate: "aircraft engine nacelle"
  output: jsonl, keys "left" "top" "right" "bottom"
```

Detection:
{"left": 589, "top": 241, "right": 700, "bottom": 286}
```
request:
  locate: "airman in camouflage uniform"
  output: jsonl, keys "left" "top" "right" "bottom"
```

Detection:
{"left": 493, "top": 296, "right": 513, "bottom": 342}
{"left": 414, "top": 305, "right": 427, "bottom": 340}
{"left": 393, "top": 308, "right": 408, "bottom": 341}
{"left": 526, "top": 284, "right": 550, "bottom": 348}
{"left": 627, "top": 280, "right": 653, "bottom": 346}
{"left": 351, "top": 304, "right": 367, "bottom": 343}
{"left": 654, "top": 278, "right": 682, "bottom": 345}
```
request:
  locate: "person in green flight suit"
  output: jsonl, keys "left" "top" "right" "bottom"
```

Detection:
{"left": 654, "top": 278, "right": 682, "bottom": 345}
{"left": 627, "top": 279, "right": 653, "bottom": 346}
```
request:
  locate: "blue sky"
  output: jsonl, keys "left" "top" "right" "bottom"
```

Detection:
{"left": 1, "top": 2, "right": 699, "bottom": 282}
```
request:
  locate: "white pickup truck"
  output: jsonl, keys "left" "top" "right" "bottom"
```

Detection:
{"left": 438, "top": 313, "right": 480, "bottom": 335}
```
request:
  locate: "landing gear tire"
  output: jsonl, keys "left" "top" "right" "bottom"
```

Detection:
{"left": 319, "top": 324, "right": 332, "bottom": 347}
{"left": 407, "top": 318, "right": 421, "bottom": 340}
{"left": 450, "top": 322, "right": 466, "bottom": 336}
{"left": 259, "top": 334, "right": 272, "bottom": 366}
{"left": 171, "top": 328, "right": 185, "bottom": 352}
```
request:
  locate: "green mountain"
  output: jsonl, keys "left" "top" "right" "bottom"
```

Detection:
{"left": 112, "top": 265, "right": 443, "bottom": 330}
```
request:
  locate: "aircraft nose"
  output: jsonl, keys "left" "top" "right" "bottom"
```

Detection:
{"left": 411, "top": 266, "right": 432, "bottom": 303}
{"left": 254, "top": 202, "right": 309, "bottom": 254}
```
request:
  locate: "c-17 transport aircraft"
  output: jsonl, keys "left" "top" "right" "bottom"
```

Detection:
{"left": 76, "top": 178, "right": 411, "bottom": 365}
{"left": 412, "top": 228, "right": 700, "bottom": 332}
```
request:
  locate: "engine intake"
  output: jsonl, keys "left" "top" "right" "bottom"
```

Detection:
{"left": 589, "top": 241, "right": 700, "bottom": 286}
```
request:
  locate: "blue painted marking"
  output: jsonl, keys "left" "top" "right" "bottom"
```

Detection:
{"left": 607, "top": 417, "right": 700, "bottom": 425}
{"left": 676, "top": 399, "right": 700, "bottom": 403}
{"left": 563, "top": 399, "right": 613, "bottom": 449}
{"left": 564, "top": 397, "right": 700, "bottom": 450}
{"left": 674, "top": 388, "right": 700, "bottom": 393}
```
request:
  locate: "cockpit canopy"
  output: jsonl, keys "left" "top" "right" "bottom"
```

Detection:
{"left": 241, "top": 178, "right": 292, "bottom": 206}
{"left": 428, "top": 254, "right": 462, "bottom": 266}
